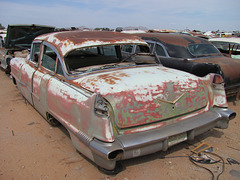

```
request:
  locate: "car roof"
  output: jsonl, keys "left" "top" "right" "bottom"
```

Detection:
{"left": 136, "top": 33, "right": 210, "bottom": 47}
{"left": 35, "top": 30, "right": 147, "bottom": 57}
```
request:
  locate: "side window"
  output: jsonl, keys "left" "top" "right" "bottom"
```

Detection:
{"left": 147, "top": 42, "right": 155, "bottom": 53}
{"left": 30, "top": 43, "right": 41, "bottom": 63}
{"left": 41, "top": 45, "right": 57, "bottom": 72}
{"left": 121, "top": 45, "right": 134, "bottom": 58}
{"left": 121, "top": 45, "right": 134, "bottom": 53}
{"left": 136, "top": 45, "right": 150, "bottom": 53}
{"left": 155, "top": 44, "right": 166, "bottom": 56}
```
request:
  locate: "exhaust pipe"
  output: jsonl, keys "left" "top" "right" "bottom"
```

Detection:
{"left": 108, "top": 149, "right": 124, "bottom": 160}
{"left": 218, "top": 108, "right": 236, "bottom": 121}
{"left": 215, "top": 108, "right": 236, "bottom": 129}
{"left": 89, "top": 139, "right": 124, "bottom": 170}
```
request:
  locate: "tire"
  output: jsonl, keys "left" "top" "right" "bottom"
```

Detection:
{"left": 5, "top": 58, "right": 11, "bottom": 74}
{"left": 46, "top": 113, "right": 60, "bottom": 126}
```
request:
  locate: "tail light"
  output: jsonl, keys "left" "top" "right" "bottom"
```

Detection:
{"left": 211, "top": 74, "right": 228, "bottom": 107}
{"left": 212, "top": 74, "right": 224, "bottom": 84}
{"left": 94, "top": 93, "right": 109, "bottom": 117}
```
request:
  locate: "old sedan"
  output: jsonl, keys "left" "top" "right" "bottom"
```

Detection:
{"left": 10, "top": 31, "right": 236, "bottom": 173}
{"left": 126, "top": 33, "right": 240, "bottom": 97}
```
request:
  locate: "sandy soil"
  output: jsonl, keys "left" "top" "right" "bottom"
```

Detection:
{"left": 0, "top": 69, "right": 240, "bottom": 180}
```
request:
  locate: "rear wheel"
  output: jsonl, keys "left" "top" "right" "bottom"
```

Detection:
{"left": 46, "top": 113, "right": 60, "bottom": 126}
{"left": 12, "top": 77, "right": 16, "bottom": 85}
{"left": 5, "top": 58, "right": 11, "bottom": 74}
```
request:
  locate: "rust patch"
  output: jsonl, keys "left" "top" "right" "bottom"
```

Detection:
{"left": 35, "top": 31, "right": 147, "bottom": 57}
{"left": 97, "top": 72, "right": 129, "bottom": 85}
{"left": 54, "top": 31, "right": 142, "bottom": 44}
{"left": 80, "top": 72, "right": 130, "bottom": 87}
{"left": 137, "top": 33, "right": 206, "bottom": 47}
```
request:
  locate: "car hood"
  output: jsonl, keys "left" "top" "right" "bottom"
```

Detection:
{"left": 193, "top": 55, "right": 240, "bottom": 87}
{"left": 73, "top": 66, "right": 209, "bottom": 129}
{"left": 5, "top": 24, "right": 55, "bottom": 50}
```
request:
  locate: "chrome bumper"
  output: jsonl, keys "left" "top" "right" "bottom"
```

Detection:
{"left": 89, "top": 107, "right": 236, "bottom": 170}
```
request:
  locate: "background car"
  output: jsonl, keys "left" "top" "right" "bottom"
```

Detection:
{"left": 10, "top": 30, "right": 235, "bottom": 174}
{"left": 209, "top": 37, "right": 240, "bottom": 59}
{"left": 126, "top": 33, "right": 240, "bottom": 98}
{"left": 0, "top": 24, "right": 55, "bottom": 74}
{"left": 0, "top": 29, "right": 6, "bottom": 48}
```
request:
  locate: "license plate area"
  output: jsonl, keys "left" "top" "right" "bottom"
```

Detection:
{"left": 168, "top": 132, "right": 187, "bottom": 147}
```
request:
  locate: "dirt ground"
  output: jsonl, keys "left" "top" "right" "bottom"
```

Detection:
{"left": 0, "top": 69, "right": 240, "bottom": 180}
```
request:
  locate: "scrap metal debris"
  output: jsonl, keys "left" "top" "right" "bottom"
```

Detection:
{"left": 190, "top": 153, "right": 220, "bottom": 164}
{"left": 189, "top": 143, "right": 225, "bottom": 179}
{"left": 227, "top": 158, "right": 240, "bottom": 165}
{"left": 191, "top": 142, "right": 212, "bottom": 154}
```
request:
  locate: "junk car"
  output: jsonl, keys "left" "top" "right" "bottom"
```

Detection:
{"left": 10, "top": 30, "right": 236, "bottom": 173}
{"left": 209, "top": 37, "right": 240, "bottom": 59}
{"left": 127, "top": 33, "right": 240, "bottom": 97}
{"left": 0, "top": 29, "right": 7, "bottom": 48}
{"left": 0, "top": 24, "right": 55, "bottom": 74}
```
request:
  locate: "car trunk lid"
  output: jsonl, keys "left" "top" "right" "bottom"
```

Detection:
{"left": 75, "top": 66, "right": 209, "bottom": 129}
{"left": 193, "top": 55, "right": 240, "bottom": 87}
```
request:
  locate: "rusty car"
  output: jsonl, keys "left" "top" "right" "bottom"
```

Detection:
{"left": 127, "top": 33, "right": 240, "bottom": 98}
{"left": 0, "top": 24, "right": 55, "bottom": 74}
{"left": 10, "top": 30, "right": 236, "bottom": 174}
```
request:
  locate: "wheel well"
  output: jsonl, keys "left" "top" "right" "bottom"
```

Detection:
{"left": 6, "top": 58, "right": 11, "bottom": 65}
{"left": 12, "top": 77, "right": 16, "bottom": 85}
{"left": 46, "top": 113, "right": 60, "bottom": 126}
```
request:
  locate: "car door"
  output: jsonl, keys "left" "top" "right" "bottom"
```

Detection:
{"left": 18, "top": 42, "right": 40, "bottom": 105}
{"left": 32, "top": 43, "right": 62, "bottom": 118}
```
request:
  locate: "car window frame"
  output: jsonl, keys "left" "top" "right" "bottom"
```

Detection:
{"left": 29, "top": 41, "right": 42, "bottom": 66}
{"left": 121, "top": 44, "right": 137, "bottom": 58}
{"left": 40, "top": 42, "right": 66, "bottom": 77}
{"left": 145, "top": 40, "right": 170, "bottom": 58}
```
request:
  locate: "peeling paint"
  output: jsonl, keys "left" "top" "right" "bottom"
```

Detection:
{"left": 36, "top": 31, "right": 147, "bottom": 57}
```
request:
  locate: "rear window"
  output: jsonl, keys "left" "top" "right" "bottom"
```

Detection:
{"left": 187, "top": 44, "right": 220, "bottom": 56}
{"left": 64, "top": 45, "right": 121, "bottom": 73}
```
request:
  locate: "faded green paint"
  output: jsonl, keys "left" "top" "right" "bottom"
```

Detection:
{"left": 111, "top": 80, "right": 209, "bottom": 131}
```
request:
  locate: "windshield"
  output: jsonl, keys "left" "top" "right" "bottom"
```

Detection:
{"left": 187, "top": 44, "right": 220, "bottom": 56}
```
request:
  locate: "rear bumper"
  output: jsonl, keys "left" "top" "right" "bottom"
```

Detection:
{"left": 89, "top": 107, "right": 236, "bottom": 170}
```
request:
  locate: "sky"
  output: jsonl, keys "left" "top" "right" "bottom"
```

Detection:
{"left": 0, "top": 0, "right": 239, "bottom": 32}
